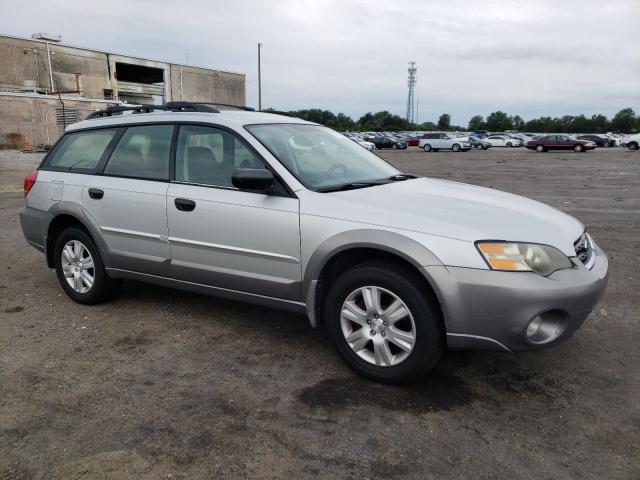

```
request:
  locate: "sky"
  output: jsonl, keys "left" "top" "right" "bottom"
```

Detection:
{"left": 1, "top": 0, "right": 639, "bottom": 125}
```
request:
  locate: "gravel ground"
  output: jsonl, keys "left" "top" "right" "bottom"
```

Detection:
{"left": 0, "top": 147, "right": 638, "bottom": 479}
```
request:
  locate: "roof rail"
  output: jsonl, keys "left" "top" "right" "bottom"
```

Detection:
{"left": 86, "top": 101, "right": 220, "bottom": 119}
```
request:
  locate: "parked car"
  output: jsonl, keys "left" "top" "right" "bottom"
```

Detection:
{"left": 484, "top": 135, "right": 522, "bottom": 147}
{"left": 356, "top": 140, "right": 375, "bottom": 151}
{"left": 406, "top": 136, "right": 420, "bottom": 147}
{"left": 576, "top": 134, "right": 613, "bottom": 148}
{"left": 20, "top": 102, "right": 608, "bottom": 384}
{"left": 526, "top": 135, "right": 597, "bottom": 152}
{"left": 374, "top": 136, "right": 407, "bottom": 150}
{"left": 621, "top": 133, "right": 639, "bottom": 151}
{"left": 419, "top": 133, "right": 471, "bottom": 152}
{"left": 468, "top": 135, "right": 492, "bottom": 150}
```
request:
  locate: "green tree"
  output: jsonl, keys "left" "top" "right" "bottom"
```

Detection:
{"left": 438, "top": 114, "right": 451, "bottom": 130}
{"left": 590, "top": 114, "right": 609, "bottom": 133}
{"left": 485, "top": 111, "right": 513, "bottom": 131}
{"left": 512, "top": 115, "right": 525, "bottom": 131}
{"left": 468, "top": 115, "right": 485, "bottom": 131}
{"left": 611, "top": 108, "right": 636, "bottom": 133}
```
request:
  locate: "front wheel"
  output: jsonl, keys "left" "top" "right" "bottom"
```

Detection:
{"left": 54, "top": 227, "right": 119, "bottom": 304}
{"left": 506, "top": 142, "right": 513, "bottom": 147}
{"left": 476, "top": 144, "right": 484, "bottom": 150}
{"left": 452, "top": 143, "right": 461, "bottom": 152}
{"left": 536, "top": 145, "right": 545, "bottom": 152}
{"left": 574, "top": 144, "right": 584, "bottom": 152}
{"left": 324, "top": 263, "right": 444, "bottom": 384}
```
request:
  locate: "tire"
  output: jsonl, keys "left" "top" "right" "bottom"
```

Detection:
{"left": 603, "top": 141, "right": 611, "bottom": 148}
{"left": 324, "top": 262, "right": 445, "bottom": 384}
{"left": 506, "top": 142, "right": 513, "bottom": 147}
{"left": 536, "top": 145, "right": 545, "bottom": 152}
{"left": 628, "top": 142, "right": 639, "bottom": 151}
{"left": 422, "top": 144, "right": 432, "bottom": 152}
{"left": 54, "top": 227, "right": 119, "bottom": 305}
{"left": 452, "top": 143, "right": 461, "bottom": 152}
{"left": 574, "top": 144, "right": 584, "bottom": 152}
{"left": 392, "top": 144, "right": 398, "bottom": 150}
{"left": 476, "top": 144, "right": 483, "bottom": 150}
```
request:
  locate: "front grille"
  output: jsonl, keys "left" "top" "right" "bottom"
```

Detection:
{"left": 574, "top": 231, "right": 594, "bottom": 269}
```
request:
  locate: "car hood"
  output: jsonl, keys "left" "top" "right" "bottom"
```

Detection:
{"left": 303, "top": 177, "right": 584, "bottom": 256}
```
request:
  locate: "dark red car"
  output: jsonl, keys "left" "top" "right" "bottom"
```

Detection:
{"left": 406, "top": 136, "right": 420, "bottom": 146}
{"left": 526, "top": 134, "right": 597, "bottom": 152}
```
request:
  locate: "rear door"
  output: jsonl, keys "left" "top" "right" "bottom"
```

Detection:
{"left": 166, "top": 125, "right": 301, "bottom": 301}
{"left": 82, "top": 124, "right": 173, "bottom": 276}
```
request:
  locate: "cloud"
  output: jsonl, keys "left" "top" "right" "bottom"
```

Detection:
{"left": 2, "top": 0, "right": 638, "bottom": 124}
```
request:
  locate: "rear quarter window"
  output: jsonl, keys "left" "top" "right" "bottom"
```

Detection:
{"left": 43, "top": 129, "right": 118, "bottom": 172}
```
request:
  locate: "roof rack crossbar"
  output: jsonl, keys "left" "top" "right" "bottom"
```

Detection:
{"left": 86, "top": 101, "right": 220, "bottom": 119}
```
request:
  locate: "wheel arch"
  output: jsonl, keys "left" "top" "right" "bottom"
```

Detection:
{"left": 45, "top": 203, "right": 110, "bottom": 269}
{"left": 303, "top": 230, "right": 444, "bottom": 328}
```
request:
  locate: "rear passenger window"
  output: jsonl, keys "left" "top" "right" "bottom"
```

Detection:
{"left": 104, "top": 125, "right": 173, "bottom": 180}
{"left": 44, "top": 129, "right": 118, "bottom": 172}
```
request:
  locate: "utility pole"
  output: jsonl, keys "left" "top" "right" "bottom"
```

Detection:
{"left": 257, "top": 42, "right": 262, "bottom": 111}
{"left": 416, "top": 96, "right": 420, "bottom": 125}
{"left": 405, "top": 61, "right": 417, "bottom": 124}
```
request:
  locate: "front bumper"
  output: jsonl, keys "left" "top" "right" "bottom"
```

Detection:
{"left": 422, "top": 246, "right": 609, "bottom": 352}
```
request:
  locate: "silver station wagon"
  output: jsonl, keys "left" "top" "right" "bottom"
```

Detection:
{"left": 20, "top": 102, "right": 609, "bottom": 383}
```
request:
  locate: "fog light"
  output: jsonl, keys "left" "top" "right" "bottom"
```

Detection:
{"left": 526, "top": 316, "right": 543, "bottom": 338}
{"left": 524, "top": 310, "right": 568, "bottom": 344}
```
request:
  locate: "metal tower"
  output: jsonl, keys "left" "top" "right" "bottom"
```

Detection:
{"left": 405, "top": 62, "right": 417, "bottom": 123}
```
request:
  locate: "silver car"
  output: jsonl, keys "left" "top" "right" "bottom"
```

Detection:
{"left": 418, "top": 132, "right": 471, "bottom": 152}
{"left": 20, "top": 103, "right": 608, "bottom": 383}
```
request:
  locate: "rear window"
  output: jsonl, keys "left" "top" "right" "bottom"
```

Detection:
{"left": 44, "top": 129, "right": 118, "bottom": 172}
{"left": 103, "top": 125, "right": 173, "bottom": 180}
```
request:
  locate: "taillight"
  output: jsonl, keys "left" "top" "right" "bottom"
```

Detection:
{"left": 24, "top": 169, "right": 38, "bottom": 197}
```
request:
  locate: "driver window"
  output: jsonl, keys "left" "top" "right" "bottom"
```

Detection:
{"left": 175, "top": 125, "right": 265, "bottom": 187}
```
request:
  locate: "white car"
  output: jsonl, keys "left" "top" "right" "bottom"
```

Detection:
{"left": 357, "top": 140, "right": 375, "bottom": 151}
{"left": 622, "top": 133, "right": 639, "bottom": 150}
{"left": 484, "top": 135, "right": 522, "bottom": 147}
{"left": 418, "top": 133, "right": 471, "bottom": 152}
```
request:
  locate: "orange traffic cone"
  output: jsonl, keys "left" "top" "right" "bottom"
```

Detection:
{"left": 23, "top": 135, "right": 32, "bottom": 152}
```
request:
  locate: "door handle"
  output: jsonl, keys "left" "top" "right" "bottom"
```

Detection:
{"left": 88, "top": 188, "right": 104, "bottom": 200}
{"left": 175, "top": 198, "right": 196, "bottom": 212}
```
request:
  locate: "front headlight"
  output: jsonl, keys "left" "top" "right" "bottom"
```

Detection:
{"left": 476, "top": 242, "right": 573, "bottom": 276}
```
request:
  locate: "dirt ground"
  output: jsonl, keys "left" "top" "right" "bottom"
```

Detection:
{"left": 1, "top": 147, "right": 639, "bottom": 479}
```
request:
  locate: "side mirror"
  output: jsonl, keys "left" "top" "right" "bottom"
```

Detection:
{"left": 232, "top": 168, "right": 274, "bottom": 191}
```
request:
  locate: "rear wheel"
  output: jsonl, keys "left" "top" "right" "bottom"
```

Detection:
{"left": 422, "top": 144, "right": 432, "bottom": 152}
{"left": 54, "top": 227, "right": 119, "bottom": 304}
{"left": 536, "top": 145, "right": 545, "bottom": 152}
{"left": 324, "top": 263, "right": 444, "bottom": 384}
{"left": 574, "top": 144, "right": 584, "bottom": 152}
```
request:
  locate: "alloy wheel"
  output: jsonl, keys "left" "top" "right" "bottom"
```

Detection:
{"left": 61, "top": 240, "right": 95, "bottom": 293}
{"left": 340, "top": 286, "right": 416, "bottom": 367}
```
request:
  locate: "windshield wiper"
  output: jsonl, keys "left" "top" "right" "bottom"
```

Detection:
{"left": 317, "top": 181, "right": 387, "bottom": 193}
{"left": 387, "top": 173, "right": 417, "bottom": 181}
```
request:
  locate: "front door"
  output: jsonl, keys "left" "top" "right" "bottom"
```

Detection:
{"left": 166, "top": 125, "right": 301, "bottom": 301}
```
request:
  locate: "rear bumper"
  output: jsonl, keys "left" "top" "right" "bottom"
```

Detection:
{"left": 20, "top": 206, "right": 48, "bottom": 252}
{"left": 422, "top": 246, "right": 609, "bottom": 352}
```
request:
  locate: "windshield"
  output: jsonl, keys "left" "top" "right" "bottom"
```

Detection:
{"left": 246, "top": 124, "right": 399, "bottom": 190}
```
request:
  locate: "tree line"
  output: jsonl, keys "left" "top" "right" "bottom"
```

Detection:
{"left": 279, "top": 107, "right": 639, "bottom": 133}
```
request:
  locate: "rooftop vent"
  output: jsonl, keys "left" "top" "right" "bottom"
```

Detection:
{"left": 31, "top": 33, "right": 62, "bottom": 42}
